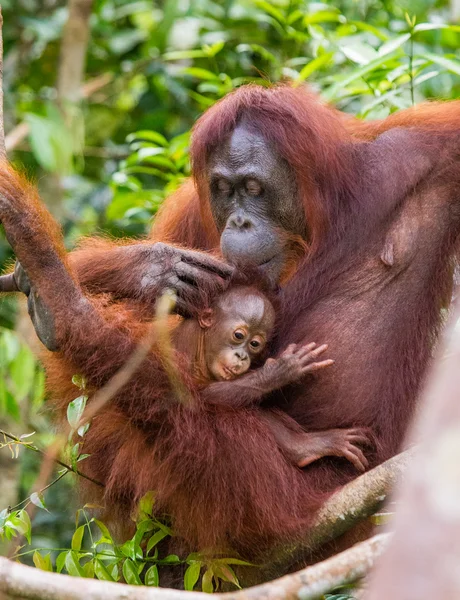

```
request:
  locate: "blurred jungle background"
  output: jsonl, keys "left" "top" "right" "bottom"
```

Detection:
{"left": 1, "top": 0, "right": 460, "bottom": 592}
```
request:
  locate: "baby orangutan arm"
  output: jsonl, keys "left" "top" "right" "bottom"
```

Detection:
{"left": 202, "top": 343, "right": 370, "bottom": 472}
{"left": 201, "top": 343, "right": 333, "bottom": 409}
{"left": 259, "top": 411, "right": 370, "bottom": 472}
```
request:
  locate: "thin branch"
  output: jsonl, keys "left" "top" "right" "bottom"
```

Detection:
{"left": 0, "top": 533, "right": 389, "bottom": 600}
{"left": 7, "top": 471, "right": 68, "bottom": 513}
{"left": 0, "top": 430, "right": 103, "bottom": 487}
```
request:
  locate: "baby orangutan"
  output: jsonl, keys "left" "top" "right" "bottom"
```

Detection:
{"left": 175, "top": 285, "right": 370, "bottom": 471}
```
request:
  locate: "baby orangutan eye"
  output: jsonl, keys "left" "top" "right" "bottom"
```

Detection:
{"left": 233, "top": 329, "right": 246, "bottom": 341}
{"left": 249, "top": 337, "right": 264, "bottom": 352}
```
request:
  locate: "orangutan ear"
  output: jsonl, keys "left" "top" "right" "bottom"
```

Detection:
{"left": 198, "top": 308, "right": 214, "bottom": 329}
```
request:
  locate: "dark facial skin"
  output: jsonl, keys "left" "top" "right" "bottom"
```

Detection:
{"left": 207, "top": 123, "right": 305, "bottom": 282}
{"left": 199, "top": 288, "right": 276, "bottom": 381}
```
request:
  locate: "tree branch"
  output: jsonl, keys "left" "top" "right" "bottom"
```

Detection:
{"left": 57, "top": 0, "right": 95, "bottom": 102}
{"left": 0, "top": 430, "right": 103, "bottom": 488}
{"left": 0, "top": 533, "right": 389, "bottom": 600}
{"left": 264, "top": 448, "right": 413, "bottom": 575}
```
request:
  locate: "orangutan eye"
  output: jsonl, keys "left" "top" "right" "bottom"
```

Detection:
{"left": 233, "top": 329, "right": 245, "bottom": 341}
{"left": 217, "top": 179, "right": 232, "bottom": 195}
{"left": 245, "top": 178, "right": 262, "bottom": 196}
{"left": 250, "top": 337, "right": 264, "bottom": 352}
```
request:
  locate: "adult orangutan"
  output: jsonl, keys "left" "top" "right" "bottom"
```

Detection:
{"left": 2, "top": 84, "right": 460, "bottom": 557}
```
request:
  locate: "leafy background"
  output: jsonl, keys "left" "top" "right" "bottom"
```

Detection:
{"left": 1, "top": 0, "right": 460, "bottom": 593}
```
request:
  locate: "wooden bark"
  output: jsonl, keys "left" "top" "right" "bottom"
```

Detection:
{"left": 368, "top": 300, "right": 460, "bottom": 598}
{"left": 0, "top": 533, "right": 389, "bottom": 600}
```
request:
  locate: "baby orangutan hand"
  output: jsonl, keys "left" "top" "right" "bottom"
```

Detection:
{"left": 290, "top": 427, "right": 371, "bottom": 472}
{"left": 263, "top": 342, "right": 334, "bottom": 388}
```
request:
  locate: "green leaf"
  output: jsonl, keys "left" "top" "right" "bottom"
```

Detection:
{"left": 133, "top": 519, "right": 155, "bottom": 549}
{"left": 202, "top": 567, "right": 214, "bottom": 593}
{"left": 295, "top": 53, "right": 334, "bottom": 84}
{"left": 420, "top": 52, "right": 460, "bottom": 77}
{"left": 56, "top": 551, "right": 69, "bottom": 574}
{"left": 120, "top": 539, "right": 142, "bottom": 561}
{"left": 67, "top": 395, "right": 88, "bottom": 429}
{"left": 255, "top": 0, "right": 285, "bottom": 24}
{"left": 0, "top": 509, "right": 7, "bottom": 529}
{"left": 184, "top": 563, "right": 201, "bottom": 591}
{"left": 71, "top": 525, "right": 85, "bottom": 552}
{"left": 216, "top": 558, "right": 255, "bottom": 566}
{"left": 9, "top": 510, "right": 31, "bottom": 543}
{"left": 181, "top": 67, "right": 219, "bottom": 81}
{"left": 33, "top": 551, "right": 52, "bottom": 572}
{"left": 138, "top": 491, "right": 155, "bottom": 519}
{"left": 127, "top": 130, "right": 168, "bottom": 146}
{"left": 4, "top": 391, "right": 20, "bottom": 422}
{"left": 29, "top": 492, "right": 48, "bottom": 512}
{"left": 378, "top": 33, "right": 411, "bottom": 57}
{"left": 122, "top": 559, "right": 142, "bottom": 585}
{"left": 82, "top": 559, "right": 95, "bottom": 579}
{"left": 94, "top": 559, "right": 115, "bottom": 582}
{"left": 323, "top": 51, "right": 400, "bottom": 101}
{"left": 160, "top": 554, "right": 181, "bottom": 564}
{"left": 146, "top": 530, "right": 168, "bottom": 553}
{"left": 145, "top": 564, "right": 159, "bottom": 586}
{"left": 93, "top": 519, "right": 113, "bottom": 544}
{"left": 77, "top": 423, "right": 90, "bottom": 437}
{"left": 213, "top": 564, "right": 240, "bottom": 588}
{"left": 65, "top": 551, "right": 85, "bottom": 577}
{"left": 72, "top": 374, "right": 86, "bottom": 390}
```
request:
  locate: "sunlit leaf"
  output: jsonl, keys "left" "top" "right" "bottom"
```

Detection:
{"left": 65, "top": 551, "right": 85, "bottom": 577}
{"left": 67, "top": 395, "right": 88, "bottom": 429}
{"left": 71, "top": 525, "right": 85, "bottom": 552}
{"left": 95, "top": 559, "right": 115, "bottom": 582}
{"left": 145, "top": 564, "right": 159, "bottom": 586}
{"left": 184, "top": 562, "right": 201, "bottom": 591}
{"left": 122, "top": 558, "right": 142, "bottom": 585}
{"left": 30, "top": 492, "right": 48, "bottom": 512}
{"left": 33, "top": 551, "right": 52, "bottom": 572}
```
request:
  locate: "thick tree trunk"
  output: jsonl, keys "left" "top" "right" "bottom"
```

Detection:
{"left": 368, "top": 298, "right": 460, "bottom": 598}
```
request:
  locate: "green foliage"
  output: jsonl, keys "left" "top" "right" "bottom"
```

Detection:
{"left": 0, "top": 329, "right": 45, "bottom": 423}
{"left": 7, "top": 493, "right": 251, "bottom": 591}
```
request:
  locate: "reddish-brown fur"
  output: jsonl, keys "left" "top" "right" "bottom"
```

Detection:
{"left": 3, "top": 84, "right": 460, "bottom": 559}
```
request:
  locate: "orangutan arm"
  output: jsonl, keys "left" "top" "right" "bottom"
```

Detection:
{"left": 355, "top": 128, "right": 460, "bottom": 222}
{"left": 0, "top": 166, "right": 170, "bottom": 393}
{"left": 201, "top": 343, "right": 333, "bottom": 409}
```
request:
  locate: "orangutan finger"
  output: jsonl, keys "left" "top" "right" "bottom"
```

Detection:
{"left": 0, "top": 273, "right": 18, "bottom": 292}
{"left": 301, "top": 359, "right": 334, "bottom": 373}
{"left": 175, "top": 261, "right": 227, "bottom": 293}
{"left": 343, "top": 447, "right": 368, "bottom": 472}
{"left": 295, "top": 342, "right": 317, "bottom": 357}
{"left": 180, "top": 250, "right": 234, "bottom": 278}
{"left": 282, "top": 343, "right": 298, "bottom": 356}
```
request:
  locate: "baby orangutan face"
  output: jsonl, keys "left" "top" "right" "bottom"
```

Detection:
{"left": 198, "top": 287, "right": 276, "bottom": 381}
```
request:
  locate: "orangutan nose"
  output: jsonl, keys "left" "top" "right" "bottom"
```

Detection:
{"left": 228, "top": 210, "right": 253, "bottom": 230}
{"left": 235, "top": 350, "right": 249, "bottom": 362}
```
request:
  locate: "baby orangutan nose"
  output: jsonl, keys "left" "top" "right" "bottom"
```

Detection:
{"left": 231, "top": 351, "right": 249, "bottom": 374}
